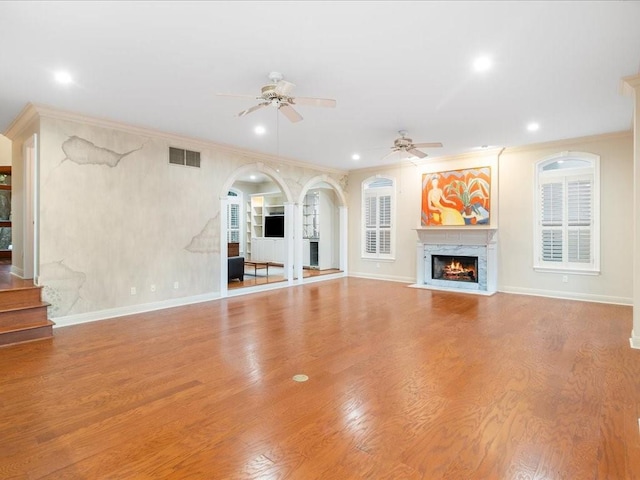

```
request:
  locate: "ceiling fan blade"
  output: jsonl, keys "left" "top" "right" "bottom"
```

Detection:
{"left": 279, "top": 104, "right": 303, "bottom": 123}
{"left": 237, "top": 102, "right": 269, "bottom": 118}
{"left": 381, "top": 149, "right": 400, "bottom": 161}
{"left": 292, "top": 97, "right": 337, "bottom": 108}
{"left": 275, "top": 80, "right": 296, "bottom": 96}
{"left": 408, "top": 148, "right": 428, "bottom": 158}
{"left": 412, "top": 142, "right": 443, "bottom": 148}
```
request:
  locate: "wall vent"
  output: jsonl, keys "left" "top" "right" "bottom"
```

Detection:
{"left": 169, "top": 147, "right": 201, "bottom": 168}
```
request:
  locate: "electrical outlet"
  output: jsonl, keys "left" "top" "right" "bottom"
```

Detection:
{"left": 150, "top": 284, "right": 156, "bottom": 292}
{"left": 130, "top": 287, "right": 136, "bottom": 295}
{"left": 173, "top": 281, "right": 179, "bottom": 290}
{"left": 562, "top": 275, "right": 568, "bottom": 283}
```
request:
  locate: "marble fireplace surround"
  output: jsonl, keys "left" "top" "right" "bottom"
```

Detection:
{"left": 412, "top": 228, "right": 497, "bottom": 295}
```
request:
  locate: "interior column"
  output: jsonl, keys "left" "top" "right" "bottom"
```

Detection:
{"left": 624, "top": 74, "right": 640, "bottom": 348}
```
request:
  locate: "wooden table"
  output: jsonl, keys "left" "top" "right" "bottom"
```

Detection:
{"left": 244, "top": 261, "right": 272, "bottom": 277}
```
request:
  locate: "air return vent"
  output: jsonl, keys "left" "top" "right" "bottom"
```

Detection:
{"left": 169, "top": 147, "right": 201, "bottom": 168}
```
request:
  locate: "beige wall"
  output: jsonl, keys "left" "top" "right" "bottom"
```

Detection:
{"left": 348, "top": 133, "right": 633, "bottom": 304}
{"left": 499, "top": 133, "right": 633, "bottom": 303}
{"left": 0, "top": 135, "right": 11, "bottom": 166}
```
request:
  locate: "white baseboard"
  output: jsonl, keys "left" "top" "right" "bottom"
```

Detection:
{"left": 408, "top": 284, "right": 496, "bottom": 296}
{"left": 301, "top": 271, "right": 346, "bottom": 285}
{"left": 52, "top": 292, "right": 222, "bottom": 328}
{"left": 631, "top": 330, "right": 640, "bottom": 349}
{"left": 347, "top": 272, "right": 414, "bottom": 284}
{"left": 10, "top": 266, "right": 25, "bottom": 278}
{"left": 499, "top": 285, "right": 632, "bottom": 306}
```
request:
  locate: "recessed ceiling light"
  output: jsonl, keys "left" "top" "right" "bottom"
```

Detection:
{"left": 250, "top": 175, "right": 256, "bottom": 180}
{"left": 54, "top": 70, "right": 73, "bottom": 85}
{"left": 351, "top": 153, "right": 360, "bottom": 160}
{"left": 527, "top": 122, "right": 540, "bottom": 132}
{"left": 254, "top": 125, "right": 266, "bottom": 135}
{"left": 473, "top": 56, "right": 492, "bottom": 72}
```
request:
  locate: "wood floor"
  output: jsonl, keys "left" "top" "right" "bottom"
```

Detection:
{"left": 1, "top": 277, "right": 639, "bottom": 479}
{"left": 228, "top": 267, "right": 341, "bottom": 290}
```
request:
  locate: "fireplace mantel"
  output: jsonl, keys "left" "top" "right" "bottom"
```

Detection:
{"left": 413, "top": 227, "right": 497, "bottom": 247}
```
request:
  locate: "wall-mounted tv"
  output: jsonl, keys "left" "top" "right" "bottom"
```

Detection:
{"left": 264, "top": 215, "right": 285, "bottom": 237}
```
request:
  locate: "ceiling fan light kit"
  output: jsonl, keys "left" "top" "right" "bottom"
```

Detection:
{"left": 219, "top": 72, "right": 336, "bottom": 124}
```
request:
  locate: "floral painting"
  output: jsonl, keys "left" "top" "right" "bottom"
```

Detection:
{"left": 421, "top": 167, "right": 491, "bottom": 226}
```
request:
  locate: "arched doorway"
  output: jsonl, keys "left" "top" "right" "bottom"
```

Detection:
{"left": 220, "top": 163, "right": 294, "bottom": 297}
{"left": 296, "top": 175, "right": 348, "bottom": 283}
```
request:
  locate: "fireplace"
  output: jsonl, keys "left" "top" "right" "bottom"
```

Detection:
{"left": 413, "top": 228, "right": 497, "bottom": 295}
{"left": 432, "top": 255, "right": 478, "bottom": 283}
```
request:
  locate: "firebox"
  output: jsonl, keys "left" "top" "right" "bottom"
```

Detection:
{"left": 431, "top": 255, "right": 478, "bottom": 283}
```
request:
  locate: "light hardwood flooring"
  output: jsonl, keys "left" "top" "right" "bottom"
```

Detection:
{"left": 228, "top": 267, "right": 341, "bottom": 290}
{"left": 0, "top": 277, "right": 639, "bottom": 479}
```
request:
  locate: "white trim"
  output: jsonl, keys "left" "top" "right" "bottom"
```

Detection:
{"left": 7, "top": 103, "right": 346, "bottom": 176}
{"left": 408, "top": 284, "right": 496, "bottom": 296}
{"left": 499, "top": 285, "right": 632, "bottom": 306}
{"left": 10, "top": 266, "right": 25, "bottom": 278}
{"left": 630, "top": 330, "right": 640, "bottom": 349}
{"left": 302, "top": 271, "right": 346, "bottom": 284}
{"left": 361, "top": 174, "right": 396, "bottom": 260}
{"left": 533, "top": 267, "right": 600, "bottom": 275}
{"left": 226, "top": 280, "right": 291, "bottom": 298}
{"left": 533, "top": 151, "right": 600, "bottom": 273}
{"left": 52, "top": 292, "right": 223, "bottom": 328}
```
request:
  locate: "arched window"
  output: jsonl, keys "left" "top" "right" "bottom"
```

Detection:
{"left": 534, "top": 152, "right": 600, "bottom": 273}
{"left": 362, "top": 176, "right": 395, "bottom": 259}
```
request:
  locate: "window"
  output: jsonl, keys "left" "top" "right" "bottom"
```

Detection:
{"left": 362, "top": 176, "right": 395, "bottom": 259}
{"left": 169, "top": 147, "right": 201, "bottom": 168}
{"left": 227, "top": 190, "right": 241, "bottom": 244}
{"left": 534, "top": 152, "right": 600, "bottom": 274}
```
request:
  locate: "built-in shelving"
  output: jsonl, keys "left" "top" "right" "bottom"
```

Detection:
{"left": 0, "top": 166, "right": 11, "bottom": 259}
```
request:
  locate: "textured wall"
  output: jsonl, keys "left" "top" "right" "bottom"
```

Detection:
{"left": 37, "top": 116, "right": 347, "bottom": 318}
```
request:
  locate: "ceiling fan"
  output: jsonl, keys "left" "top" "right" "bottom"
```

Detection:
{"left": 383, "top": 130, "right": 443, "bottom": 161}
{"left": 217, "top": 72, "right": 337, "bottom": 123}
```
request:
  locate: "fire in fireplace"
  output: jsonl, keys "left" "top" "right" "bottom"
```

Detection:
{"left": 432, "top": 255, "right": 478, "bottom": 283}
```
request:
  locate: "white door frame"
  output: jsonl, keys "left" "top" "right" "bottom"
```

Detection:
{"left": 22, "top": 134, "right": 38, "bottom": 281}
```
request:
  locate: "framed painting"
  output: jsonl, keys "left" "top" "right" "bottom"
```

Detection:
{"left": 421, "top": 167, "right": 491, "bottom": 226}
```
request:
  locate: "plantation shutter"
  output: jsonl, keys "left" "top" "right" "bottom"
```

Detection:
{"left": 567, "top": 178, "right": 592, "bottom": 263}
{"left": 378, "top": 195, "right": 391, "bottom": 255}
{"left": 362, "top": 177, "right": 394, "bottom": 258}
{"left": 534, "top": 155, "right": 599, "bottom": 273}
{"left": 540, "top": 181, "right": 563, "bottom": 262}
{"left": 364, "top": 195, "right": 377, "bottom": 254}
{"left": 227, "top": 203, "right": 240, "bottom": 243}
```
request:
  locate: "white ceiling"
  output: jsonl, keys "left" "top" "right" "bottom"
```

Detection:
{"left": 1, "top": 1, "right": 639, "bottom": 172}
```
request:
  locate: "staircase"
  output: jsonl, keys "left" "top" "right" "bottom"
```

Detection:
{"left": 0, "top": 283, "right": 54, "bottom": 347}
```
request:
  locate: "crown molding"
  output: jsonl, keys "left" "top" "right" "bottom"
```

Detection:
{"left": 7, "top": 103, "right": 348, "bottom": 176}
{"left": 499, "top": 130, "right": 632, "bottom": 155}
{"left": 622, "top": 73, "right": 640, "bottom": 96}
{"left": 3, "top": 103, "right": 40, "bottom": 139}
{"left": 348, "top": 130, "right": 631, "bottom": 176}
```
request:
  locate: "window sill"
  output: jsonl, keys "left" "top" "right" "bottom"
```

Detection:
{"left": 533, "top": 266, "right": 600, "bottom": 276}
{"left": 362, "top": 256, "right": 396, "bottom": 263}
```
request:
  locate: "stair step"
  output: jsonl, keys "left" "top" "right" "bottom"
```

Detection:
{"left": 0, "top": 321, "right": 54, "bottom": 347}
{"left": 0, "top": 285, "right": 44, "bottom": 309}
{"left": 0, "top": 303, "right": 51, "bottom": 331}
